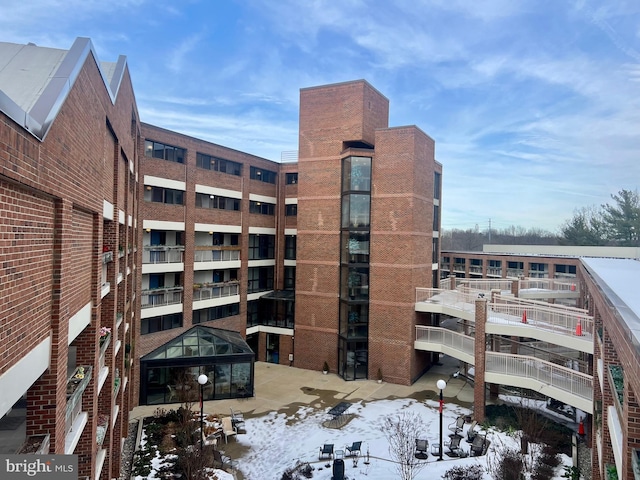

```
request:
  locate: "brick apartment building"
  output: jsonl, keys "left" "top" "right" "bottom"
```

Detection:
{"left": 438, "top": 246, "right": 640, "bottom": 480}
{"left": 0, "top": 38, "right": 139, "bottom": 478}
{"left": 2, "top": 35, "right": 639, "bottom": 480}
{"left": 137, "top": 80, "right": 443, "bottom": 396}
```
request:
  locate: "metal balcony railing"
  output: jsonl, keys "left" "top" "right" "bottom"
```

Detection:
{"left": 193, "top": 282, "right": 240, "bottom": 301}
{"left": 519, "top": 278, "right": 578, "bottom": 292}
{"left": 66, "top": 366, "right": 92, "bottom": 434}
{"left": 485, "top": 352, "right": 593, "bottom": 401}
{"left": 489, "top": 301, "right": 593, "bottom": 338}
{"left": 415, "top": 326, "right": 475, "bottom": 357}
{"left": 194, "top": 249, "right": 240, "bottom": 262}
{"left": 142, "top": 245, "right": 185, "bottom": 264}
{"left": 487, "top": 267, "right": 502, "bottom": 276}
{"left": 459, "top": 279, "right": 513, "bottom": 292}
{"left": 141, "top": 287, "right": 183, "bottom": 308}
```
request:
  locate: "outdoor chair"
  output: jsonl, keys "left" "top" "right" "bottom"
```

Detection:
{"left": 466, "top": 420, "right": 479, "bottom": 442}
{"left": 445, "top": 434, "right": 463, "bottom": 457}
{"left": 470, "top": 433, "right": 488, "bottom": 456}
{"left": 414, "top": 439, "right": 429, "bottom": 459}
{"left": 201, "top": 431, "right": 218, "bottom": 448}
{"left": 212, "top": 449, "right": 234, "bottom": 470}
{"left": 319, "top": 443, "right": 334, "bottom": 460}
{"left": 345, "top": 441, "right": 362, "bottom": 458}
{"left": 230, "top": 408, "right": 245, "bottom": 429}
{"left": 221, "top": 416, "right": 237, "bottom": 443}
{"left": 448, "top": 415, "right": 465, "bottom": 436}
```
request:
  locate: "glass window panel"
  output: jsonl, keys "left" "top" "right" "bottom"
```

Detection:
{"left": 350, "top": 194, "right": 370, "bottom": 228}
{"left": 166, "top": 346, "right": 182, "bottom": 358}
{"left": 350, "top": 157, "right": 371, "bottom": 191}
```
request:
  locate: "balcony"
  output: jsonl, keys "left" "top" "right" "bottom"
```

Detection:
{"left": 102, "top": 250, "right": 113, "bottom": 264}
{"left": 66, "top": 366, "right": 92, "bottom": 435}
{"left": 141, "top": 286, "right": 184, "bottom": 309}
{"left": 193, "top": 281, "right": 240, "bottom": 301}
{"left": 142, "top": 245, "right": 185, "bottom": 264}
{"left": 98, "top": 331, "right": 111, "bottom": 371}
{"left": 194, "top": 247, "right": 240, "bottom": 263}
{"left": 96, "top": 414, "right": 109, "bottom": 448}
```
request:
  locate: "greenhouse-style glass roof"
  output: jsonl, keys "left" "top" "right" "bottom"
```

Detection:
{"left": 142, "top": 325, "right": 253, "bottom": 360}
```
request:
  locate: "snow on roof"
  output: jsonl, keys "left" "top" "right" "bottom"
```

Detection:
{"left": 581, "top": 257, "right": 640, "bottom": 349}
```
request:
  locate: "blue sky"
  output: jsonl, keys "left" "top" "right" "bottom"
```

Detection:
{"left": 2, "top": 0, "right": 640, "bottom": 233}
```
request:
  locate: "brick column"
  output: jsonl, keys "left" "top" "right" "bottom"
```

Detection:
{"left": 511, "top": 279, "right": 519, "bottom": 297}
{"left": 473, "top": 297, "right": 488, "bottom": 422}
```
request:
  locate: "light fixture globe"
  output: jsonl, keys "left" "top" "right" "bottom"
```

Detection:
{"left": 198, "top": 374, "right": 208, "bottom": 385}
{"left": 436, "top": 379, "right": 447, "bottom": 390}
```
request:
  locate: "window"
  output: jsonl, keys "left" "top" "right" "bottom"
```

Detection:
{"left": 433, "top": 205, "right": 439, "bottom": 231}
{"left": 341, "top": 194, "right": 370, "bottom": 229}
{"left": 196, "top": 152, "right": 242, "bottom": 176}
{"left": 249, "top": 234, "right": 275, "bottom": 260}
{"left": 432, "top": 238, "right": 439, "bottom": 264}
{"left": 284, "top": 266, "right": 296, "bottom": 290}
{"left": 192, "top": 304, "right": 240, "bottom": 324}
{"left": 286, "top": 173, "right": 298, "bottom": 184}
{"left": 195, "top": 193, "right": 240, "bottom": 211}
{"left": 434, "top": 172, "right": 441, "bottom": 200}
{"left": 285, "top": 204, "right": 297, "bottom": 216}
{"left": 250, "top": 166, "right": 277, "bottom": 184}
{"left": 144, "top": 140, "right": 185, "bottom": 164}
{"left": 249, "top": 201, "right": 275, "bottom": 215}
{"left": 145, "top": 186, "right": 184, "bottom": 205}
{"left": 342, "top": 156, "right": 371, "bottom": 192}
{"left": 248, "top": 266, "right": 274, "bottom": 293}
{"left": 285, "top": 235, "right": 296, "bottom": 260}
{"left": 141, "top": 313, "right": 183, "bottom": 334}
{"left": 247, "top": 301, "right": 259, "bottom": 327}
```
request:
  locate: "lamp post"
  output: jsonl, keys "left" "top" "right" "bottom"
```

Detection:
{"left": 436, "top": 379, "right": 447, "bottom": 461}
{"left": 197, "top": 373, "right": 208, "bottom": 453}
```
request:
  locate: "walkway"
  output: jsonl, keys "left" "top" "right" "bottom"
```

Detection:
{"left": 129, "top": 358, "right": 475, "bottom": 422}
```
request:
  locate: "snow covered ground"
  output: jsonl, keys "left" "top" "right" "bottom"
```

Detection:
{"left": 137, "top": 396, "right": 573, "bottom": 479}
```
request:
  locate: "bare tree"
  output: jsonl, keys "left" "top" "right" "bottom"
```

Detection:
{"left": 380, "top": 411, "right": 427, "bottom": 480}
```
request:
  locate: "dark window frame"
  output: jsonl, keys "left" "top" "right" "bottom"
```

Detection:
{"left": 196, "top": 152, "right": 242, "bottom": 176}
{"left": 249, "top": 201, "right": 275, "bottom": 215}
{"left": 144, "top": 140, "right": 185, "bottom": 164}
{"left": 250, "top": 166, "right": 277, "bottom": 184}
{"left": 286, "top": 173, "right": 298, "bottom": 184}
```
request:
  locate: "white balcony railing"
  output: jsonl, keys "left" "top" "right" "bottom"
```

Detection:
{"left": 489, "top": 301, "right": 593, "bottom": 338}
{"left": 485, "top": 352, "right": 593, "bottom": 401}
{"left": 519, "top": 278, "right": 578, "bottom": 292}
{"left": 415, "top": 326, "right": 475, "bottom": 357}
{"left": 193, "top": 282, "right": 240, "bottom": 301}
{"left": 194, "top": 248, "right": 240, "bottom": 262}
{"left": 142, "top": 245, "right": 184, "bottom": 264}
{"left": 141, "top": 287, "right": 183, "bottom": 308}
{"left": 459, "top": 279, "right": 513, "bottom": 292}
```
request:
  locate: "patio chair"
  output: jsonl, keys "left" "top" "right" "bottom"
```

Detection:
{"left": 221, "top": 417, "right": 237, "bottom": 443}
{"left": 212, "top": 449, "right": 234, "bottom": 470}
{"left": 201, "top": 431, "right": 218, "bottom": 448}
{"left": 470, "top": 434, "right": 488, "bottom": 456}
{"left": 414, "top": 439, "right": 429, "bottom": 459}
{"left": 319, "top": 443, "right": 334, "bottom": 461}
{"left": 230, "top": 408, "right": 245, "bottom": 429}
{"left": 448, "top": 415, "right": 465, "bottom": 436}
{"left": 466, "top": 420, "right": 479, "bottom": 442}
{"left": 445, "top": 434, "right": 463, "bottom": 457}
{"left": 345, "top": 441, "right": 362, "bottom": 458}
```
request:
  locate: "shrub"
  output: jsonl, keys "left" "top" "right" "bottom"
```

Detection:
{"left": 443, "top": 464, "right": 484, "bottom": 480}
{"left": 494, "top": 448, "right": 524, "bottom": 480}
{"left": 281, "top": 461, "right": 315, "bottom": 480}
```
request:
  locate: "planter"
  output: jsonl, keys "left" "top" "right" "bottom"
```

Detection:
{"left": 17, "top": 434, "right": 50, "bottom": 454}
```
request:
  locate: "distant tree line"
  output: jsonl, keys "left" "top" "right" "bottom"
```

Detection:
{"left": 441, "top": 189, "right": 639, "bottom": 251}
{"left": 559, "top": 189, "right": 640, "bottom": 247}
{"left": 441, "top": 226, "right": 558, "bottom": 252}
